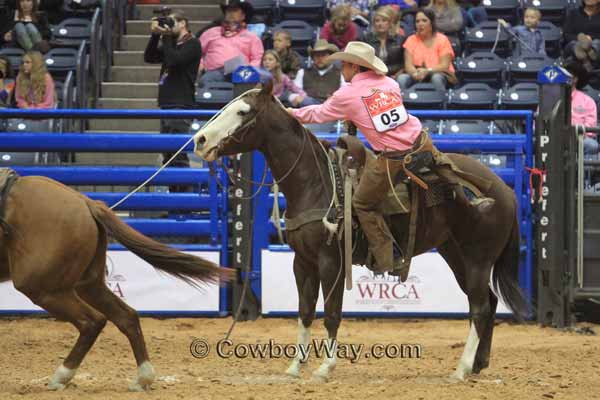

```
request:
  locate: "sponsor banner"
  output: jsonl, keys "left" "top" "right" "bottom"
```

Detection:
{"left": 261, "top": 250, "right": 511, "bottom": 315}
{"left": 0, "top": 251, "right": 221, "bottom": 313}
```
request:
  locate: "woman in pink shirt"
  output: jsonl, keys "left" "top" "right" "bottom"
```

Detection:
{"left": 566, "top": 61, "right": 599, "bottom": 154}
{"left": 15, "top": 50, "right": 55, "bottom": 109}
{"left": 288, "top": 41, "right": 493, "bottom": 281}
{"left": 396, "top": 8, "right": 457, "bottom": 93}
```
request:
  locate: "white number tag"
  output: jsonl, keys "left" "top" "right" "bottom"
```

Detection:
{"left": 362, "top": 90, "right": 409, "bottom": 133}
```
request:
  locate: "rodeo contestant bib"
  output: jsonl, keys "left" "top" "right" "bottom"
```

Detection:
{"left": 362, "top": 90, "right": 408, "bottom": 133}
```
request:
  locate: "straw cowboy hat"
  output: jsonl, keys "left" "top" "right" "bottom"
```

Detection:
{"left": 307, "top": 39, "right": 339, "bottom": 56}
{"left": 327, "top": 41, "right": 388, "bottom": 75}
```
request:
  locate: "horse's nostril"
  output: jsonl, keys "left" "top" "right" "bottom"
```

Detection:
{"left": 197, "top": 135, "right": 206, "bottom": 146}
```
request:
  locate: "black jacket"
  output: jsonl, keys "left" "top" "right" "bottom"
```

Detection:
{"left": 361, "top": 31, "right": 405, "bottom": 76}
{"left": 144, "top": 33, "right": 202, "bottom": 108}
{"left": 0, "top": 11, "right": 52, "bottom": 44}
{"left": 563, "top": 7, "right": 600, "bottom": 43}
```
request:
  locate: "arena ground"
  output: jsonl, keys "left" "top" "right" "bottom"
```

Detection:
{"left": 0, "top": 317, "right": 598, "bottom": 399}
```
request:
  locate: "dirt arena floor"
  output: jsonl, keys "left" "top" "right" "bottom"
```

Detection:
{"left": 0, "top": 317, "right": 599, "bottom": 400}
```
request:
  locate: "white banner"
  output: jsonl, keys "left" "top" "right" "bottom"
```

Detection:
{"left": 0, "top": 251, "right": 222, "bottom": 314}
{"left": 261, "top": 250, "right": 511, "bottom": 315}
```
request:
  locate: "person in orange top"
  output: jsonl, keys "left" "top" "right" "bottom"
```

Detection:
{"left": 396, "top": 8, "right": 457, "bottom": 93}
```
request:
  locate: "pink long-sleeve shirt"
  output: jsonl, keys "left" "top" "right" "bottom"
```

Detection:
{"left": 292, "top": 71, "right": 422, "bottom": 152}
{"left": 15, "top": 73, "right": 55, "bottom": 109}
{"left": 273, "top": 73, "right": 307, "bottom": 102}
{"left": 572, "top": 89, "right": 598, "bottom": 138}
{"left": 199, "top": 26, "right": 264, "bottom": 71}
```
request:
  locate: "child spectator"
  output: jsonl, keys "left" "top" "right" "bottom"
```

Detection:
{"left": 15, "top": 50, "right": 55, "bottom": 109}
{"left": 261, "top": 50, "right": 318, "bottom": 107}
{"left": 499, "top": 8, "right": 546, "bottom": 56}
{"left": 294, "top": 39, "right": 342, "bottom": 104}
{"left": 1, "top": 0, "right": 51, "bottom": 53}
{"left": 427, "top": 0, "right": 464, "bottom": 36}
{"left": 320, "top": 4, "right": 360, "bottom": 50}
{"left": 273, "top": 30, "right": 303, "bottom": 80}
{"left": 0, "top": 57, "right": 15, "bottom": 108}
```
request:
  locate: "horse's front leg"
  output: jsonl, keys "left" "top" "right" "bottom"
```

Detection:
{"left": 286, "top": 255, "right": 319, "bottom": 378}
{"left": 313, "top": 246, "right": 344, "bottom": 382}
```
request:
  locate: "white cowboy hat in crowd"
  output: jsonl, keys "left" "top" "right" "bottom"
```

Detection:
{"left": 327, "top": 41, "right": 388, "bottom": 75}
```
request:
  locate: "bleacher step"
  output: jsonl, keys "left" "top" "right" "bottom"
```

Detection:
{"left": 160, "top": 0, "right": 216, "bottom": 5}
{"left": 89, "top": 119, "right": 161, "bottom": 132}
{"left": 102, "top": 82, "right": 158, "bottom": 98}
{"left": 111, "top": 65, "right": 161, "bottom": 82}
{"left": 137, "top": 4, "right": 221, "bottom": 20}
{"left": 97, "top": 98, "right": 159, "bottom": 109}
{"left": 74, "top": 152, "right": 160, "bottom": 166}
{"left": 126, "top": 20, "right": 211, "bottom": 36}
{"left": 113, "top": 51, "right": 152, "bottom": 66}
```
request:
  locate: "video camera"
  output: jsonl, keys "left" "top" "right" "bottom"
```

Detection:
{"left": 153, "top": 6, "right": 175, "bottom": 29}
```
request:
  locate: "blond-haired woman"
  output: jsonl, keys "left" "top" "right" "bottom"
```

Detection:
{"left": 427, "top": 0, "right": 464, "bottom": 36}
{"left": 320, "top": 4, "right": 360, "bottom": 50}
{"left": 361, "top": 6, "right": 406, "bottom": 77}
{"left": 15, "top": 51, "right": 56, "bottom": 109}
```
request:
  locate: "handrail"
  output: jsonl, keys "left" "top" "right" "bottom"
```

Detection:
{"left": 90, "top": 7, "right": 101, "bottom": 101}
{"left": 102, "top": 0, "right": 113, "bottom": 81}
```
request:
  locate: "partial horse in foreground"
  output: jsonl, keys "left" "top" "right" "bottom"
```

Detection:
{"left": 0, "top": 170, "right": 234, "bottom": 391}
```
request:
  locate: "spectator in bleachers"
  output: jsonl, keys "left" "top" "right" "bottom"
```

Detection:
{"left": 1, "top": 0, "right": 51, "bottom": 53}
{"left": 396, "top": 8, "right": 457, "bottom": 93}
{"left": 15, "top": 51, "right": 55, "bottom": 109}
{"left": 328, "top": 0, "right": 371, "bottom": 19}
{"left": 273, "top": 30, "right": 302, "bottom": 80}
{"left": 376, "top": 0, "right": 418, "bottom": 30}
{"left": 456, "top": 0, "right": 487, "bottom": 27}
{"left": 426, "top": 0, "right": 464, "bottom": 36}
{"left": 320, "top": 4, "right": 360, "bottom": 50}
{"left": 144, "top": 10, "right": 201, "bottom": 184}
{"left": 498, "top": 8, "right": 546, "bottom": 56}
{"left": 361, "top": 6, "right": 406, "bottom": 78}
{"left": 566, "top": 60, "right": 598, "bottom": 154}
{"left": 0, "top": 57, "right": 15, "bottom": 108}
{"left": 261, "top": 50, "right": 318, "bottom": 107}
{"left": 293, "top": 39, "right": 342, "bottom": 104}
{"left": 564, "top": 0, "right": 600, "bottom": 71}
{"left": 197, "top": 0, "right": 264, "bottom": 87}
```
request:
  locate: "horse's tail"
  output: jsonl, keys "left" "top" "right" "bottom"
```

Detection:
{"left": 491, "top": 196, "right": 530, "bottom": 322}
{"left": 84, "top": 198, "right": 236, "bottom": 287}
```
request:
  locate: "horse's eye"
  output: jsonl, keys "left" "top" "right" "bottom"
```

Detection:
{"left": 238, "top": 110, "right": 248, "bottom": 116}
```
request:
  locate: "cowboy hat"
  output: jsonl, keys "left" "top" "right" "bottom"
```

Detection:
{"left": 327, "top": 41, "right": 388, "bottom": 75}
{"left": 308, "top": 39, "right": 339, "bottom": 56}
{"left": 220, "top": 0, "right": 254, "bottom": 23}
{"left": 564, "top": 58, "right": 591, "bottom": 90}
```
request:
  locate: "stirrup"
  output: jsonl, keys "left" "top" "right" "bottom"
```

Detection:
{"left": 389, "top": 258, "right": 410, "bottom": 282}
{"left": 470, "top": 197, "right": 495, "bottom": 213}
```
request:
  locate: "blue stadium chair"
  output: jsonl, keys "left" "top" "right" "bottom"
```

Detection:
{"left": 0, "top": 47, "right": 25, "bottom": 75}
{"left": 480, "top": 154, "right": 508, "bottom": 168}
{"left": 279, "top": 0, "right": 326, "bottom": 25}
{"left": 537, "top": 21, "right": 562, "bottom": 58}
{"left": 50, "top": 18, "right": 92, "bottom": 48}
{"left": 506, "top": 53, "right": 554, "bottom": 85}
{"left": 447, "top": 83, "right": 499, "bottom": 109}
{"left": 441, "top": 119, "right": 491, "bottom": 134}
{"left": 420, "top": 119, "right": 442, "bottom": 135}
{"left": 500, "top": 82, "right": 539, "bottom": 110}
{"left": 195, "top": 81, "right": 234, "bottom": 109}
{"left": 272, "top": 20, "right": 316, "bottom": 57}
{"left": 491, "top": 119, "right": 525, "bottom": 133}
{"left": 523, "top": 0, "right": 569, "bottom": 25}
{"left": 465, "top": 21, "right": 510, "bottom": 56}
{"left": 401, "top": 83, "right": 446, "bottom": 109}
{"left": 248, "top": 0, "right": 278, "bottom": 25}
{"left": 482, "top": 0, "right": 520, "bottom": 24}
{"left": 44, "top": 47, "right": 79, "bottom": 78}
{"left": 447, "top": 33, "right": 463, "bottom": 58}
{"left": 455, "top": 52, "right": 506, "bottom": 88}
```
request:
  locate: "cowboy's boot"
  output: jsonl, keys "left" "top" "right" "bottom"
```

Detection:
{"left": 436, "top": 167, "right": 495, "bottom": 214}
{"left": 389, "top": 245, "right": 410, "bottom": 282}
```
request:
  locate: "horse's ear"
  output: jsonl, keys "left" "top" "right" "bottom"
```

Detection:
{"left": 259, "top": 78, "right": 274, "bottom": 97}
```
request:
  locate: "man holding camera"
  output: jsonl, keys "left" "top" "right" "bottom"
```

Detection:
{"left": 144, "top": 10, "right": 201, "bottom": 191}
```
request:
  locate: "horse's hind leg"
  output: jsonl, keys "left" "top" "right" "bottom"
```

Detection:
{"left": 24, "top": 289, "right": 107, "bottom": 390}
{"left": 472, "top": 289, "right": 498, "bottom": 374}
{"left": 286, "top": 254, "right": 319, "bottom": 378}
{"left": 76, "top": 227, "right": 155, "bottom": 391}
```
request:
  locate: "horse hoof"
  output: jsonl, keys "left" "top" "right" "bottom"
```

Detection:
{"left": 285, "top": 366, "right": 302, "bottom": 378}
{"left": 449, "top": 371, "right": 466, "bottom": 382}
{"left": 128, "top": 382, "right": 152, "bottom": 392}
{"left": 47, "top": 382, "right": 67, "bottom": 391}
{"left": 311, "top": 372, "right": 328, "bottom": 383}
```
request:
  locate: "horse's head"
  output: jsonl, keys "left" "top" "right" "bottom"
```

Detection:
{"left": 193, "top": 81, "right": 274, "bottom": 162}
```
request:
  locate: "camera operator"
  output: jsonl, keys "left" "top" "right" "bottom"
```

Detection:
{"left": 144, "top": 9, "right": 201, "bottom": 192}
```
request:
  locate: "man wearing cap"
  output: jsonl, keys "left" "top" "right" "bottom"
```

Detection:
{"left": 293, "top": 39, "right": 343, "bottom": 104}
{"left": 288, "top": 41, "right": 494, "bottom": 281}
{"left": 198, "top": 0, "right": 264, "bottom": 87}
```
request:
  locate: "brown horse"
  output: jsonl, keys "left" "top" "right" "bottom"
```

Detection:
{"left": 0, "top": 171, "right": 234, "bottom": 391}
{"left": 193, "top": 84, "right": 529, "bottom": 381}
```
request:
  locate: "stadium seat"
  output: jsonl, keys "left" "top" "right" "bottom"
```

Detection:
{"left": 537, "top": 21, "right": 562, "bottom": 58}
{"left": 420, "top": 119, "right": 442, "bottom": 135}
{"left": 523, "top": 0, "right": 569, "bottom": 25}
{"left": 500, "top": 82, "right": 539, "bottom": 110}
{"left": 455, "top": 52, "right": 506, "bottom": 88}
{"left": 482, "top": 0, "right": 520, "bottom": 24}
{"left": 447, "top": 83, "right": 499, "bottom": 109}
{"left": 401, "top": 83, "right": 446, "bottom": 109}
{"left": 279, "top": 0, "right": 326, "bottom": 25}
{"left": 50, "top": 18, "right": 92, "bottom": 48}
{"left": 248, "top": 0, "right": 278, "bottom": 25}
{"left": 195, "top": 81, "right": 234, "bottom": 110}
{"left": 465, "top": 21, "right": 510, "bottom": 56}
{"left": 44, "top": 47, "right": 79, "bottom": 77}
{"left": 447, "top": 33, "right": 462, "bottom": 58}
{"left": 0, "top": 47, "right": 24, "bottom": 75}
{"left": 506, "top": 53, "right": 554, "bottom": 85}
{"left": 441, "top": 119, "right": 491, "bottom": 134}
{"left": 272, "top": 20, "right": 316, "bottom": 57}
